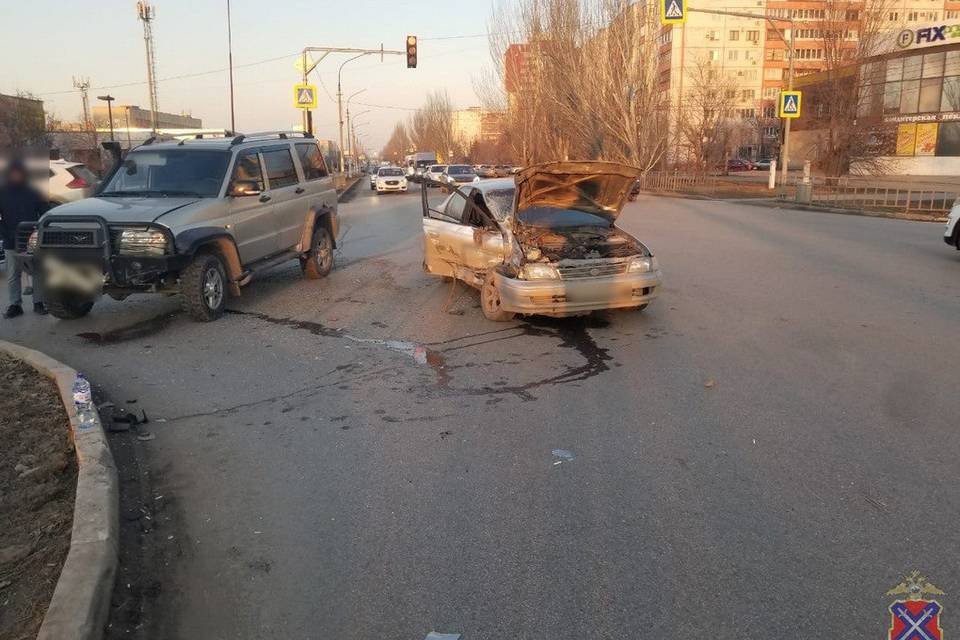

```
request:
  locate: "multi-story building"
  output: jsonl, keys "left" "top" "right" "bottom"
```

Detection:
{"left": 452, "top": 106, "right": 507, "bottom": 148}
{"left": 656, "top": 0, "right": 960, "bottom": 163}
{"left": 91, "top": 104, "right": 201, "bottom": 130}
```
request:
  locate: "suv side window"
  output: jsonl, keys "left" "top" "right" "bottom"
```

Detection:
{"left": 262, "top": 147, "right": 299, "bottom": 189}
{"left": 295, "top": 143, "right": 328, "bottom": 180}
{"left": 232, "top": 151, "right": 264, "bottom": 191}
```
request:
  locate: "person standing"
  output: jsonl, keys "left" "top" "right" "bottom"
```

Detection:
{"left": 0, "top": 159, "right": 49, "bottom": 317}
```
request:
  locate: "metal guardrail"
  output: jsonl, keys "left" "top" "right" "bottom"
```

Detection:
{"left": 801, "top": 180, "right": 957, "bottom": 216}
{"left": 637, "top": 172, "right": 719, "bottom": 192}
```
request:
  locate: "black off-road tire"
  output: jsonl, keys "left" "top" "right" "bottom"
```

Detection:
{"left": 46, "top": 292, "right": 94, "bottom": 320}
{"left": 180, "top": 252, "right": 227, "bottom": 322}
{"left": 480, "top": 271, "right": 515, "bottom": 322}
{"left": 301, "top": 225, "right": 334, "bottom": 280}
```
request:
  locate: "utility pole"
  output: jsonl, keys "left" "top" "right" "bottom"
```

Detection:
{"left": 297, "top": 45, "right": 407, "bottom": 171}
{"left": 137, "top": 1, "right": 160, "bottom": 132}
{"left": 97, "top": 95, "right": 116, "bottom": 141}
{"left": 226, "top": 0, "right": 236, "bottom": 132}
{"left": 688, "top": 7, "right": 795, "bottom": 185}
{"left": 73, "top": 77, "right": 92, "bottom": 129}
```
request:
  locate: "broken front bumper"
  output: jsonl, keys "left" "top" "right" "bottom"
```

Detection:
{"left": 494, "top": 270, "right": 662, "bottom": 315}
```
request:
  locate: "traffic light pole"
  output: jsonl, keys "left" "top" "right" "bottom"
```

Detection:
{"left": 297, "top": 45, "right": 405, "bottom": 151}
{"left": 687, "top": 8, "right": 795, "bottom": 185}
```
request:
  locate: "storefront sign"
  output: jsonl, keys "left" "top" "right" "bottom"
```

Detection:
{"left": 895, "top": 23, "right": 960, "bottom": 49}
{"left": 915, "top": 122, "right": 939, "bottom": 155}
{"left": 883, "top": 112, "right": 960, "bottom": 124}
{"left": 896, "top": 123, "right": 917, "bottom": 155}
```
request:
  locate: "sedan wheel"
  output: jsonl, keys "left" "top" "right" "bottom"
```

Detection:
{"left": 480, "top": 272, "right": 515, "bottom": 322}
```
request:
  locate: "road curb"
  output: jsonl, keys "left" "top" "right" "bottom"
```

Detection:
{"left": 337, "top": 176, "right": 362, "bottom": 202}
{"left": 0, "top": 340, "right": 118, "bottom": 640}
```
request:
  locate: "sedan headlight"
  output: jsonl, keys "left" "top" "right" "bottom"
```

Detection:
{"left": 26, "top": 230, "right": 39, "bottom": 254}
{"left": 118, "top": 229, "right": 168, "bottom": 256}
{"left": 627, "top": 256, "right": 659, "bottom": 273}
{"left": 520, "top": 263, "right": 560, "bottom": 280}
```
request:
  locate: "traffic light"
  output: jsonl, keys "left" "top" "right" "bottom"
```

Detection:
{"left": 406, "top": 35, "right": 417, "bottom": 69}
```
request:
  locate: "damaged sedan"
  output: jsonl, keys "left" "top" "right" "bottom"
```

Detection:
{"left": 421, "top": 161, "right": 662, "bottom": 321}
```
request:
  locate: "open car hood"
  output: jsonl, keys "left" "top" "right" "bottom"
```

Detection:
{"left": 514, "top": 161, "right": 640, "bottom": 223}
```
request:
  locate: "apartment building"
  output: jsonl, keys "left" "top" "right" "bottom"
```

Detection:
{"left": 657, "top": 0, "right": 960, "bottom": 163}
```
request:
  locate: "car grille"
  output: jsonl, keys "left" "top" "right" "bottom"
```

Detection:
{"left": 558, "top": 262, "right": 628, "bottom": 280}
{"left": 386, "top": 180, "right": 399, "bottom": 186}
{"left": 39, "top": 229, "right": 100, "bottom": 247}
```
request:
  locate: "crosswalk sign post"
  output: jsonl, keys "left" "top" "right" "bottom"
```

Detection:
{"left": 293, "top": 84, "right": 318, "bottom": 110}
{"left": 660, "top": 0, "right": 686, "bottom": 25}
{"left": 779, "top": 91, "right": 801, "bottom": 119}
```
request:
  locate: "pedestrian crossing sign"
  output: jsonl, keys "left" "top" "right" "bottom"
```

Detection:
{"left": 661, "top": 0, "right": 686, "bottom": 25}
{"left": 293, "top": 84, "right": 317, "bottom": 110}
{"left": 779, "top": 91, "right": 802, "bottom": 118}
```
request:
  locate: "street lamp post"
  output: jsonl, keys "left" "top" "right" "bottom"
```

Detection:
{"left": 345, "top": 91, "right": 367, "bottom": 177}
{"left": 337, "top": 53, "right": 369, "bottom": 173}
{"left": 96, "top": 95, "right": 116, "bottom": 141}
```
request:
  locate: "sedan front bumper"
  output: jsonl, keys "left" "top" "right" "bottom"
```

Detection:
{"left": 495, "top": 270, "right": 663, "bottom": 316}
{"left": 377, "top": 183, "right": 407, "bottom": 192}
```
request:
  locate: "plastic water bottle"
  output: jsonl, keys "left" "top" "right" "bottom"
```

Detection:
{"left": 72, "top": 373, "right": 97, "bottom": 430}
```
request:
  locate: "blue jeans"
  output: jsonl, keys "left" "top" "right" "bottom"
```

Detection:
{"left": 4, "top": 249, "right": 42, "bottom": 306}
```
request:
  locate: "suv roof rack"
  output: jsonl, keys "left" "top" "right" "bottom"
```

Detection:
{"left": 142, "top": 134, "right": 178, "bottom": 146}
{"left": 229, "top": 131, "right": 314, "bottom": 146}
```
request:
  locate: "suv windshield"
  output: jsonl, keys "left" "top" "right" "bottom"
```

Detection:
{"left": 100, "top": 149, "right": 231, "bottom": 197}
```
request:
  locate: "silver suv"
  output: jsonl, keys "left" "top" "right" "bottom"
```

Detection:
{"left": 16, "top": 132, "right": 338, "bottom": 321}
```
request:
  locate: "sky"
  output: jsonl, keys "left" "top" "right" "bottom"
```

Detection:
{"left": 1, "top": 0, "right": 502, "bottom": 152}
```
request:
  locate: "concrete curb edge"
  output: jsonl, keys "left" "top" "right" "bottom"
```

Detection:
{"left": 337, "top": 175, "right": 362, "bottom": 201}
{"left": 0, "top": 340, "right": 118, "bottom": 640}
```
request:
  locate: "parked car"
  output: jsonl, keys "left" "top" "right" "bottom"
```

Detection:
{"left": 16, "top": 131, "right": 338, "bottom": 322}
{"left": 725, "top": 158, "right": 754, "bottom": 172}
{"left": 369, "top": 169, "right": 379, "bottom": 190}
{"left": 944, "top": 200, "right": 960, "bottom": 250}
{"left": 476, "top": 165, "right": 498, "bottom": 178}
{"left": 752, "top": 158, "right": 773, "bottom": 171}
{"left": 424, "top": 164, "right": 447, "bottom": 186}
{"left": 441, "top": 164, "right": 478, "bottom": 190}
{"left": 49, "top": 159, "right": 98, "bottom": 204}
{"left": 495, "top": 164, "right": 512, "bottom": 177}
{"left": 420, "top": 161, "right": 661, "bottom": 321}
{"left": 375, "top": 167, "right": 407, "bottom": 193}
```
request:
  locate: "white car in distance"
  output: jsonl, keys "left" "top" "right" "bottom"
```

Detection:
{"left": 423, "top": 165, "right": 447, "bottom": 187}
{"left": 375, "top": 167, "right": 407, "bottom": 193}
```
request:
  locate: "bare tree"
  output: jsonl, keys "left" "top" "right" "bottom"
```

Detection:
{"left": 482, "top": 0, "right": 669, "bottom": 170}
{"left": 408, "top": 91, "right": 463, "bottom": 162}
{"left": 809, "top": 0, "right": 896, "bottom": 175}
{"left": 381, "top": 122, "right": 411, "bottom": 165}
{"left": 678, "top": 59, "right": 739, "bottom": 173}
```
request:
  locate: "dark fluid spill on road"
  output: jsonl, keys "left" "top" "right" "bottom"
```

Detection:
{"left": 224, "top": 309, "right": 344, "bottom": 338}
{"left": 76, "top": 312, "right": 177, "bottom": 345}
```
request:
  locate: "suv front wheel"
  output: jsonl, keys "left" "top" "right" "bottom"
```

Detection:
{"left": 301, "top": 225, "right": 333, "bottom": 280}
{"left": 180, "top": 252, "right": 227, "bottom": 321}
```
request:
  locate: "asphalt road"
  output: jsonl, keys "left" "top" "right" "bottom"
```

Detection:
{"left": 3, "top": 185, "right": 959, "bottom": 639}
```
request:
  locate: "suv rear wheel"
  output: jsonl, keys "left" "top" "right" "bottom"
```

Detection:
{"left": 180, "top": 252, "right": 227, "bottom": 321}
{"left": 301, "top": 225, "right": 333, "bottom": 280}
{"left": 46, "top": 292, "right": 94, "bottom": 320}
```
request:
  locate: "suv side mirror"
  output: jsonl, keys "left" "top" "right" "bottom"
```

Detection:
{"left": 229, "top": 180, "right": 261, "bottom": 197}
